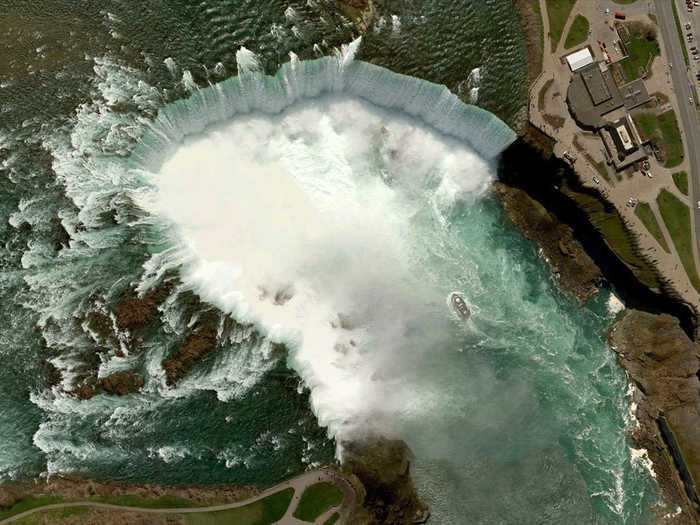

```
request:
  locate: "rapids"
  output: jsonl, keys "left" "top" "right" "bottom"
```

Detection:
{"left": 0, "top": 16, "right": 658, "bottom": 523}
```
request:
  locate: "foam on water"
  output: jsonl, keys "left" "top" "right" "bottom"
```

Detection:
{"left": 7, "top": 36, "right": 661, "bottom": 523}
{"left": 126, "top": 40, "right": 514, "bottom": 441}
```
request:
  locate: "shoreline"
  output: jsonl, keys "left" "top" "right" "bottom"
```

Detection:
{"left": 510, "top": 0, "right": 700, "bottom": 520}
{"left": 0, "top": 436, "right": 427, "bottom": 525}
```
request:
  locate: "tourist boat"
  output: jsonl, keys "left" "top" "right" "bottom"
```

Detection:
{"left": 448, "top": 292, "right": 471, "bottom": 321}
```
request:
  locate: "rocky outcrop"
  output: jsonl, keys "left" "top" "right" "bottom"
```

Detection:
{"left": 114, "top": 281, "right": 174, "bottom": 332}
{"left": 162, "top": 313, "right": 220, "bottom": 386}
{"left": 69, "top": 370, "right": 145, "bottom": 400}
{"left": 98, "top": 370, "right": 145, "bottom": 396}
{"left": 493, "top": 181, "right": 602, "bottom": 303}
{"left": 342, "top": 436, "right": 429, "bottom": 524}
{"left": 610, "top": 310, "right": 700, "bottom": 522}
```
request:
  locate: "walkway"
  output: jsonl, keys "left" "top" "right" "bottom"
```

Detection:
{"left": 0, "top": 469, "right": 355, "bottom": 525}
{"left": 529, "top": 0, "right": 700, "bottom": 312}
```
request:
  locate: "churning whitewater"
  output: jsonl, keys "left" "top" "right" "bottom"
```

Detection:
{"left": 5, "top": 36, "right": 658, "bottom": 524}
{"left": 132, "top": 39, "right": 515, "bottom": 441}
{"left": 147, "top": 90, "right": 497, "bottom": 441}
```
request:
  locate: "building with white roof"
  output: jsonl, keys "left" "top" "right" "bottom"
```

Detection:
{"left": 565, "top": 48, "right": 594, "bottom": 72}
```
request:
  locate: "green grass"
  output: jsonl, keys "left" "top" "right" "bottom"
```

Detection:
{"left": 620, "top": 25, "right": 660, "bottom": 80}
{"left": 323, "top": 512, "right": 340, "bottom": 525}
{"left": 91, "top": 494, "right": 197, "bottom": 509}
{"left": 184, "top": 488, "right": 293, "bottom": 525}
{"left": 613, "top": 0, "right": 638, "bottom": 3}
{"left": 13, "top": 506, "right": 89, "bottom": 524}
{"left": 634, "top": 110, "right": 684, "bottom": 168}
{"left": 293, "top": 482, "right": 344, "bottom": 522}
{"left": 545, "top": 0, "right": 577, "bottom": 51}
{"left": 0, "top": 496, "right": 64, "bottom": 520}
{"left": 564, "top": 15, "right": 589, "bottom": 49}
{"left": 658, "top": 111, "right": 684, "bottom": 168}
{"left": 563, "top": 186, "right": 661, "bottom": 289}
{"left": 635, "top": 202, "right": 670, "bottom": 252}
{"left": 657, "top": 190, "right": 700, "bottom": 291}
{"left": 672, "top": 1, "right": 691, "bottom": 67}
{"left": 673, "top": 171, "right": 689, "bottom": 195}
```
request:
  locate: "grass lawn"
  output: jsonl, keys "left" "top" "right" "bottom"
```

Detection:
{"left": 613, "top": 0, "right": 638, "bottom": 3}
{"left": 184, "top": 488, "right": 294, "bottom": 525}
{"left": 563, "top": 186, "right": 661, "bottom": 289}
{"left": 293, "top": 482, "right": 344, "bottom": 522}
{"left": 91, "top": 494, "right": 197, "bottom": 509}
{"left": 657, "top": 190, "right": 700, "bottom": 291}
{"left": 634, "top": 110, "right": 684, "bottom": 168}
{"left": 564, "top": 15, "right": 589, "bottom": 49}
{"left": 673, "top": 171, "right": 689, "bottom": 195}
{"left": 635, "top": 202, "right": 670, "bottom": 252}
{"left": 13, "top": 507, "right": 89, "bottom": 524}
{"left": 620, "top": 24, "right": 660, "bottom": 80}
{"left": 0, "top": 496, "right": 64, "bottom": 520}
{"left": 545, "top": 0, "right": 577, "bottom": 51}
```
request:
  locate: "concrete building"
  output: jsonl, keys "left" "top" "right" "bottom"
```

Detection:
{"left": 565, "top": 56, "right": 652, "bottom": 172}
{"left": 601, "top": 115, "right": 649, "bottom": 170}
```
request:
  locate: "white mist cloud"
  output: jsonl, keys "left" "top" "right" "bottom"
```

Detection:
{"left": 146, "top": 94, "right": 493, "bottom": 440}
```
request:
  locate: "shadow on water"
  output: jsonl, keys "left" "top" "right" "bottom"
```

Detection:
{"left": 498, "top": 137, "right": 696, "bottom": 338}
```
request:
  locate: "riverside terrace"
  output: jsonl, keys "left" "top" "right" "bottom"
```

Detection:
{"left": 566, "top": 49, "right": 652, "bottom": 171}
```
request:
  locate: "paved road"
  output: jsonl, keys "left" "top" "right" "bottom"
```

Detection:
{"left": 0, "top": 469, "right": 355, "bottom": 525}
{"left": 655, "top": 0, "right": 700, "bottom": 269}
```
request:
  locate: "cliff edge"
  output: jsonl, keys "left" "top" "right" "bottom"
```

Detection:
{"left": 610, "top": 310, "right": 700, "bottom": 522}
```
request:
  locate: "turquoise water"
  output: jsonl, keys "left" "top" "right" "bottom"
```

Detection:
{"left": 0, "top": 1, "right": 660, "bottom": 523}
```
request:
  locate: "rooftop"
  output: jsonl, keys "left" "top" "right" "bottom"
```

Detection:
{"left": 567, "top": 63, "right": 624, "bottom": 129}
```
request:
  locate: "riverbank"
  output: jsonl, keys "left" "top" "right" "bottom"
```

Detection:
{"left": 610, "top": 309, "right": 700, "bottom": 523}
{"left": 0, "top": 436, "right": 428, "bottom": 525}
{"left": 0, "top": 468, "right": 355, "bottom": 525}
{"left": 509, "top": 0, "right": 700, "bottom": 520}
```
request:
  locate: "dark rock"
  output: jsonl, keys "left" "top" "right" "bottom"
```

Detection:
{"left": 610, "top": 310, "right": 700, "bottom": 522}
{"left": 71, "top": 382, "right": 97, "bottom": 400}
{"left": 342, "top": 436, "right": 429, "bottom": 524}
{"left": 98, "top": 370, "right": 145, "bottom": 396}
{"left": 493, "top": 181, "right": 601, "bottom": 303}
{"left": 114, "top": 280, "right": 174, "bottom": 332}
{"left": 162, "top": 314, "right": 220, "bottom": 386}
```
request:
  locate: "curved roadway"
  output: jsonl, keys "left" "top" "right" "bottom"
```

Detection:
{"left": 0, "top": 469, "right": 355, "bottom": 525}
